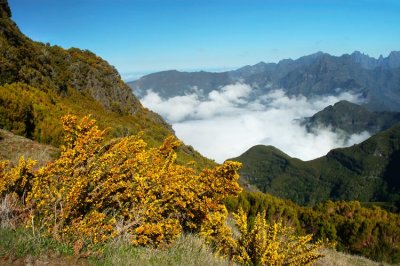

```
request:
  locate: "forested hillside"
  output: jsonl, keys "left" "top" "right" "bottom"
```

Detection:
{"left": 303, "top": 100, "right": 400, "bottom": 135}
{"left": 232, "top": 124, "right": 400, "bottom": 209}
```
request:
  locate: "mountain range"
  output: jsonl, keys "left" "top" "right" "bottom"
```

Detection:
{"left": 129, "top": 51, "right": 400, "bottom": 112}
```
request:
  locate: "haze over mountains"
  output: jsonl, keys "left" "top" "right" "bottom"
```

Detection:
{"left": 128, "top": 51, "right": 400, "bottom": 162}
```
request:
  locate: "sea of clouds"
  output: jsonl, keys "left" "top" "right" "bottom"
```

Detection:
{"left": 140, "top": 83, "right": 370, "bottom": 163}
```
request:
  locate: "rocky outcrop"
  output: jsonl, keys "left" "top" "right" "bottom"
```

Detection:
{"left": 0, "top": 0, "right": 11, "bottom": 18}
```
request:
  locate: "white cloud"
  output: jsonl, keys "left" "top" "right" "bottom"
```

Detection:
{"left": 140, "top": 83, "right": 370, "bottom": 163}
{"left": 141, "top": 83, "right": 253, "bottom": 121}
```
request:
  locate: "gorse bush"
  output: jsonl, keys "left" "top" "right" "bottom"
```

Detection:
{"left": 231, "top": 208, "right": 323, "bottom": 265}
{"left": 1, "top": 115, "right": 242, "bottom": 248}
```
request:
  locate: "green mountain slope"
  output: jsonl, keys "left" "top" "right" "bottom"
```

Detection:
{"left": 304, "top": 100, "right": 400, "bottom": 134}
{"left": 0, "top": 1, "right": 214, "bottom": 168}
{"left": 231, "top": 124, "right": 400, "bottom": 208}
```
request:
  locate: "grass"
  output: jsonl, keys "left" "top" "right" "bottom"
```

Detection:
{"left": 0, "top": 227, "right": 74, "bottom": 265}
{"left": 315, "top": 249, "right": 391, "bottom": 266}
{"left": 0, "top": 129, "right": 58, "bottom": 167}
{"left": 1, "top": 225, "right": 396, "bottom": 266}
{"left": 89, "top": 234, "right": 232, "bottom": 266}
{"left": 0, "top": 227, "right": 231, "bottom": 266}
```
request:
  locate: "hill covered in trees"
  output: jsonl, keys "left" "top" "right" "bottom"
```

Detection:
{"left": 303, "top": 100, "right": 400, "bottom": 135}
{"left": 231, "top": 123, "right": 400, "bottom": 210}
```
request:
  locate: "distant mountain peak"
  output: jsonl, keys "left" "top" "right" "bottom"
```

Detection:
{"left": 387, "top": 51, "right": 400, "bottom": 68}
{"left": 351, "top": 50, "right": 364, "bottom": 55}
{"left": 0, "top": 0, "right": 11, "bottom": 18}
{"left": 309, "top": 51, "right": 326, "bottom": 57}
{"left": 389, "top": 51, "right": 400, "bottom": 57}
{"left": 254, "top": 61, "right": 267, "bottom": 66}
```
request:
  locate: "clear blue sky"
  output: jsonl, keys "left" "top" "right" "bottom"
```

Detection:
{"left": 9, "top": 0, "right": 400, "bottom": 80}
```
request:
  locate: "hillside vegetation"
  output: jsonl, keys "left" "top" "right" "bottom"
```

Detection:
{"left": 231, "top": 124, "right": 400, "bottom": 209}
{"left": 0, "top": 3, "right": 214, "bottom": 169}
{"left": 225, "top": 191, "right": 400, "bottom": 263}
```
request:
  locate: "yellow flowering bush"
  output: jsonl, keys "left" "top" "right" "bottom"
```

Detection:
{"left": 0, "top": 156, "right": 36, "bottom": 199}
{"left": 17, "top": 115, "right": 242, "bottom": 247}
{"left": 231, "top": 208, "right": 324, "bottom": 265}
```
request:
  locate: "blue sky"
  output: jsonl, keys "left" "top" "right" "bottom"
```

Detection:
{"left": 9, "top": 0, "right": 400, "bottom": 81}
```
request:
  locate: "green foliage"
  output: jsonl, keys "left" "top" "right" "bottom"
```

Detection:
{"left": 231, "top": 124, "right": 400, "bottom": 208}
{"left": 302, "top": 201, "right": 400, "bottom": 263}
{"left": 0, "top": 84, "right": 35, "bottom": 138}
{"left": 0, "top": 82, "right": 215, "bottom": 169}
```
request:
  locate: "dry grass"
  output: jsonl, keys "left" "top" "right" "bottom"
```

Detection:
{"left": 1, "top": 226, "right": 393, "bottom": 266}
{"left": 0, "top": 129, "right": 58, "bottom": 167}
{"left": 90, "top": 234, "right": 233, "bottom": 266}
{"left": 314, "top": 249, "right": 391, "bottom": 266}
{"left": 0, "top": 194, "right": 24, "bottom": 229}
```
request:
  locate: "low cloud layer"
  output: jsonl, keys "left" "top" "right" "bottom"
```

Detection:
{"left": 140, "top": 84, "right": 370, "bottom": 163}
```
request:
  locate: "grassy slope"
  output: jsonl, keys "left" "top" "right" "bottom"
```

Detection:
{"left": 315, "top": 249, "right": 390, "bottom": 266}
{"left": 0, "top": 227, "right": 391, "bottom": 266}
{"left": 0, "top": 129, "right": 58, "bottom": 167}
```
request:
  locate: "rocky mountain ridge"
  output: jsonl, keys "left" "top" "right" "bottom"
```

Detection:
{"left": 129, "top": 51, "right": 400, "bottom": 111}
